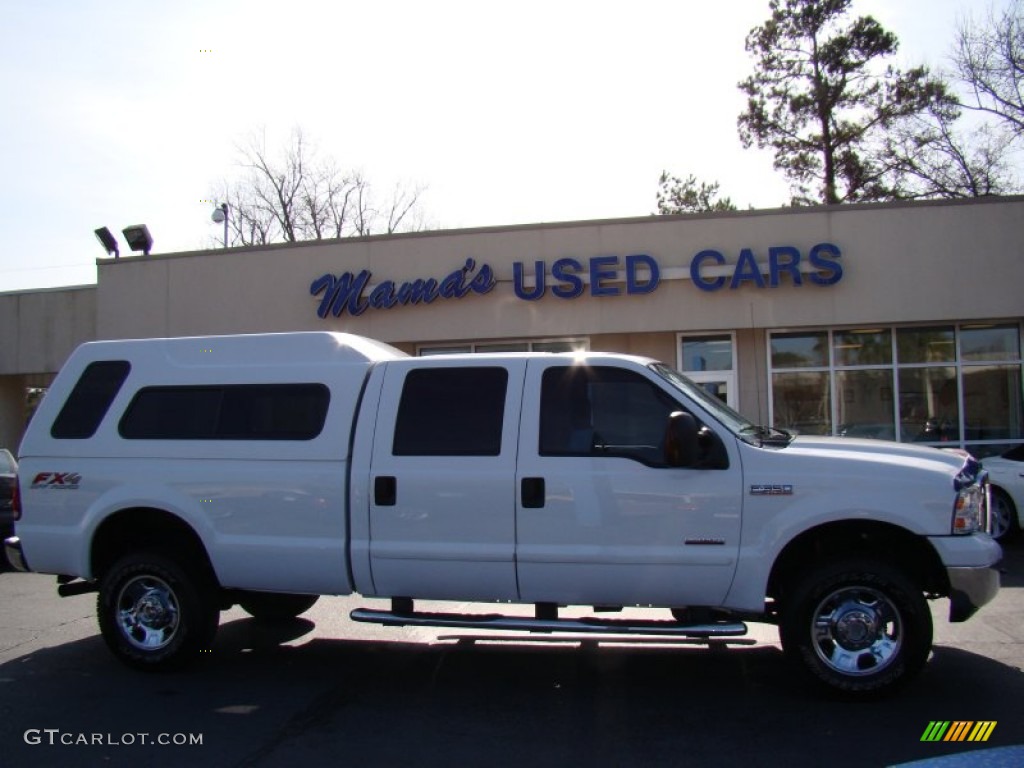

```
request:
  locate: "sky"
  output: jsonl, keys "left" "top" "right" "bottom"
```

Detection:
{"left": 0, "top": 0, "right": 1013, "bottom": 292}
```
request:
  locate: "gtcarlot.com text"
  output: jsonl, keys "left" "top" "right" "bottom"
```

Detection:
{"left": 24, "top": 729, "right": 203, "bottom": 747}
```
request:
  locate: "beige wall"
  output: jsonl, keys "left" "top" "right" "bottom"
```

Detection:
{"left": 0, "top": 286, "right": 96, "bottom": 376}
{"left": 93, "top": 198, "right": 1024, "bottom": 347}
{"left": 2, "top": 197, "right": 1022, "bottom": 445}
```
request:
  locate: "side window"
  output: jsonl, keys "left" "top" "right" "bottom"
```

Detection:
{"left": 51, "top": 360, "right": 131, "bottom": 439}
{"left": 393, "top": 367, "right": 508, "bottom": 456}
{"left": 119, "top": 384, "right": 330, "bottom": 440}
{"left": 540, "top": 366, "right": 679, "bottom": 465}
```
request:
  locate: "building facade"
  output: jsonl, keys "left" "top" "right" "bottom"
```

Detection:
{"left": 1, "top": 196, "right": 1022, "bottom": 457}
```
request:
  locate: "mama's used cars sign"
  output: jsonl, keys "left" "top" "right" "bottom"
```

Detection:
{"left": 310, "top": 244, "right": 843, "bottom": 318}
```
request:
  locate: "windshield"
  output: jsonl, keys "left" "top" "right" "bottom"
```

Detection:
{"left": 649, "top": 363, "right": 754, "bottom": 435}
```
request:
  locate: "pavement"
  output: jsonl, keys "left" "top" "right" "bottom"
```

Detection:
{"left": 0, "top": 541, "right": 1021, "bottom": 768}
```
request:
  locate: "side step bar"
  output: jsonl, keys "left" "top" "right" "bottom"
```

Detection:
{"left": 350, "top": 607, "right": 747, "bottom": 638}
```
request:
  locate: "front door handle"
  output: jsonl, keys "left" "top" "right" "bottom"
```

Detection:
{"left": 521, "top": 477, "right": 545, "bottom": 509}
{"left": 375, "top": 476, "right": 397, "bottom": 506}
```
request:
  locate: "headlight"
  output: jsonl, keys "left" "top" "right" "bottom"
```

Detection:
{"left": 952, "top": 480, "right": 990, "bottom": 535}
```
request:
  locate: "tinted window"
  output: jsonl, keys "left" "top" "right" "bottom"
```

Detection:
{"left": 393, "top": 368, "right": 507, "bottom": 456}
{"left": 540, "top": 366, "right": 679, "bottom": 465}
{"left": 51, "top": 360, "right": 131, "bottom": 439}
{"left": 119, "top": 384, "right": 330, "bottom": 440}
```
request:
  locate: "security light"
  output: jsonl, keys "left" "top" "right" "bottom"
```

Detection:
{"left": 122, "top": 224, "right": 153, "bottom": 256}
{"left": 94, "top": 227, "right": 119, "bottom": 258}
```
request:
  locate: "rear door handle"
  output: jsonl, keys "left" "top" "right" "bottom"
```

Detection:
{"left": 521, "top": 477, "right": 545, "bottom": 509}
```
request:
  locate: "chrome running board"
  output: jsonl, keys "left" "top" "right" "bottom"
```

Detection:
{"left": 350, "top": 607, "right": 747, "bottom": 638}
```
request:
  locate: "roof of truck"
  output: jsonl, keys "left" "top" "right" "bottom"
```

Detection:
{"left": 73, "top": 332, "right": 409, "bottom": 367}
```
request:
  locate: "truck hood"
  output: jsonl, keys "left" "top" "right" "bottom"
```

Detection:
{"left": 740, "top": 435, "right": 979, "bottom": 536}
{"left": 787, "top": 435, "right": 972, "bottom": 475}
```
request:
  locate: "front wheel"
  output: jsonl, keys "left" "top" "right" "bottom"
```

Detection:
{"left": 98, "top": 551, "right": 219, "bottom": 671}
{"left": 779, "top": 560, "right": 932, "bottom": 695}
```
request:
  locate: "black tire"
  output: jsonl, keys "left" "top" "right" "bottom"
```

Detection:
{"left": 238, "top": 592, "right": 319, "bottom": 622}
{"left": 989, "top": 488, "right": 1019, "bottom": 542}
{"left": 97, "top": 551, "right": 219, "bottom": 671}
{"left": 779, "top": 559, "right": 932, "bottom": 695}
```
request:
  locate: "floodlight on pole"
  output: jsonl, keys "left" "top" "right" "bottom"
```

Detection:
{"left": 94, "top": 227, "right": 119, "bottom": 258}
{"left": 122, "top": 224, "right": 153, "bottom": 256}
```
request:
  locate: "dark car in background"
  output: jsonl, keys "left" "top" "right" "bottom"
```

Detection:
{"left": 0, "top": 449, "right": 17, "bottom": 566}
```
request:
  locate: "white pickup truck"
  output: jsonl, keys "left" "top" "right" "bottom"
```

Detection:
{"left": 4, "top": 332, "right": 1001, "bottom": 694}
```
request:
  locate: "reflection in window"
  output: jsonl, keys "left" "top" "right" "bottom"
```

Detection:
{"left": 836, "top": 370, "right": 895, "bottom": 439}
{"left": 681, "top": 336, "right": 733, "bottom": 372}
{"left": 772, "top": 371, "right": 831, "bottom": 435}
{"left": 833, "top": 329, "right": 892, "bottom": 366}
{"left": 963, "top": 365, "right": 1023, "bottom": 441}
{"left": 898, "top": 367, "right": 960, "bottom": 443}
{"left": 960, "top": 325, "right": 1021, "bottom": 362}
{"left": 897, "top": 327, "right": 955, "bottom": 364}
{"left": 771, "top": 332, "right": 829, "bottom": 368}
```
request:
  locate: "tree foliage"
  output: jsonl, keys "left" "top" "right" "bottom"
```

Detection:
{"left": 737, "top": 0, "right": 952, "bottom": 205}
{"left": 953, "top": 0, "right": 1024, "bottom": 139}
{"left": 882, "top": 106, "right": 1019, "bottom": 199}
{"left": 656, "top": 172, "right": 737, "bottom": 214}
{"left": 215, "top": 129, "right": 426, "bottom": 247}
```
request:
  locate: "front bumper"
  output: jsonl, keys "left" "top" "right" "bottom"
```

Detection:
{"left": 947, "top": 564, "right": 1001, "bottom": 622}
{"left": 3, "top": 536, "right": 29, "bottom": 573}
{"left": 927, "top": 533, "right": 1002, "bottom": 622}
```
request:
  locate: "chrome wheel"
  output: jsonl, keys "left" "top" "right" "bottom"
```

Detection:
{"left": 811, "top": 586, "right": 902, "bottom": 676}
{"left": 115, "top": 574, "right": 180, "bottom": 651}
{"left": 989, "top": 489, "right": 1017, "bottom": 540}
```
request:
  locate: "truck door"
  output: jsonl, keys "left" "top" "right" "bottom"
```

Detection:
{"left": 367, "top": 359, "right": 525, "bottom": 601}
{"left": 515, "top": 359, "right": 742, "bottom": 608}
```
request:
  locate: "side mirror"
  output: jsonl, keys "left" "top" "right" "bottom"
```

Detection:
{"left": 664, "top": 411, "right": 700, "bottom": 468}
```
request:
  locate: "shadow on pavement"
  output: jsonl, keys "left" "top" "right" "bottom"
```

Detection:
{"left": 1, "top": 608, "right": 1021, "bottom": 768}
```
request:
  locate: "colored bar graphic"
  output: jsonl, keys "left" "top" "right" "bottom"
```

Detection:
{"left": 967, "top": 722, "right": 997, "bottom": 742}
{"left": 920, "top": 721, "right": 996, "bottom": 742}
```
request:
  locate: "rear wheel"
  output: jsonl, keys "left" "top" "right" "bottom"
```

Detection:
{"left": 780, "top": 559, "right": 932, "bottom": 695}
{"left": 238, "top": 592, "right": 319, "bottom": 622}
{"left": 98, "top": 551, "right": 218, "bottom": 671}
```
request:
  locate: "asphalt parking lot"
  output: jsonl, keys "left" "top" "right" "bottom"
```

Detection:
{"left": 1, "top": 543, "right": 1022, "bottom": 768}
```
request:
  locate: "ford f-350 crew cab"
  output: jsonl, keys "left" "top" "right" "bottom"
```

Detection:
{"left": 4, "top": 332, "right": 1001, "bottom": 694}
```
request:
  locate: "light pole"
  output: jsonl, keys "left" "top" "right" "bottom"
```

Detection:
{"left": 211, "top": 203, "right": 229, "bottom": 247}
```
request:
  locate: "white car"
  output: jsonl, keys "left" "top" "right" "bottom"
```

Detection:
{"left": 983, "top": 445, "right": 1024, "bottom": 540}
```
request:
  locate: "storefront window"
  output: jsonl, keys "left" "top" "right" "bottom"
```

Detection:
{"left": 897, "top": 327, "right": 955, "bottom": 364}
{"left": 771, "top": 332, "right": 829, "bottom": 368}
{"left": 963, "top": 365, "right": 1023, "bottom": 441}
{"left": 418, "top": 338, "right": 588, "bottom": 356}
{"left": 898, "top": 367, "right": 960, "bottom": 443}
{"left": 833, "top": 329, "right": 892, "bottom": 366}
{"left": 770, "top": 323, "right": 1023, "bottom": 452}
{"left": 836, "top": 370, "right": 895, "bottom": 440}
{"left": 960, "top": 324, "right": 1020, "bottom": 362}
{"left": 772, "top": 371, "right": 831, "bottom": 435}
{"left": 679, "top": 333, "right": 736, "bottom": 408}
{"left": 681, "top": 336, "right": 733, "bottom": 372}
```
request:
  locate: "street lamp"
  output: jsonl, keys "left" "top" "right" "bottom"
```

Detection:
{"left": 211, "top": 203, "right": 228, "bottom": 247}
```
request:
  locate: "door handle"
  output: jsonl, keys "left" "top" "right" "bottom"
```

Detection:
{"left": 521, "top": 477, "right": 545, "bottom": 509}
{"left": 375, "top": 476, "right": 397, "bottom": 506}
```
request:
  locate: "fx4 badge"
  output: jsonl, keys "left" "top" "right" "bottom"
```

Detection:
{"left": 31, "top": 472, "right": 83, "bottom": 490}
